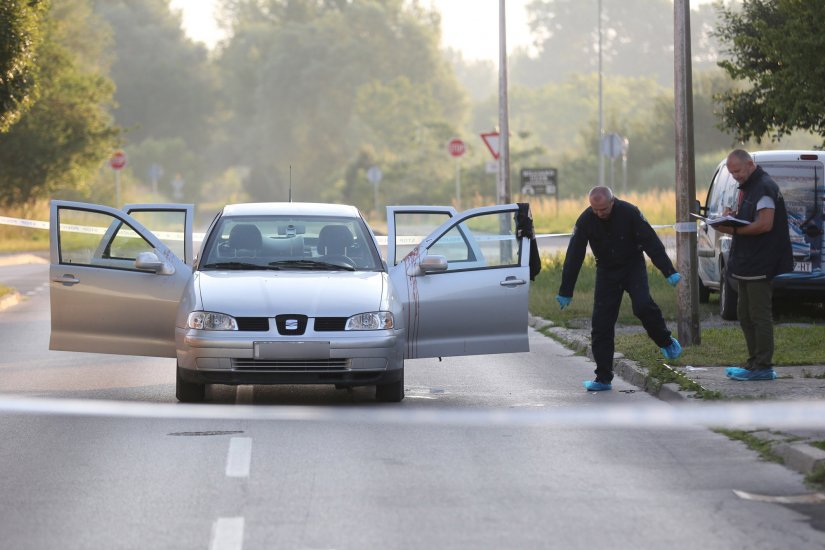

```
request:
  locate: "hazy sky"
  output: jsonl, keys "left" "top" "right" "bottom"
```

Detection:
{"left": 169, "top": 0, "right": 715, "bottom": 62}
{"left": 169, "top": 0, "right": 533, "bottom": 62}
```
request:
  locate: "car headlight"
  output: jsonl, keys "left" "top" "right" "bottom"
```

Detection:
{"left": 187, "top": 311, "right": 238, "bottom": 331}
{"left": 345, "top": 311, "right": 394, "bottom": 330}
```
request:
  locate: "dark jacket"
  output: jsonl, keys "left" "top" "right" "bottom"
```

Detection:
{"left": 559, "top": 198, "right": 676, "bottom": 296}
{"left": 728, "top": 166, "right": 794, "bottom": 280}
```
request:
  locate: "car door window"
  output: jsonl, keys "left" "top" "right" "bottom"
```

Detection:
{"left": 392, "top": 212, "right": 453, "bottom": 265}
{"left": 427, "top": 211, "right": 520, "bottom": 272}
{"left": 127, "top": 209, "right": 188, "bottom": 261}
{"left": 58, "top": 207, "right": 154, "bottom": 270}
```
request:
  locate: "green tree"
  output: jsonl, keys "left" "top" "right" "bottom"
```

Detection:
{"left": 92, "top": 0, "right": 218, "bottom": 193}
{"left": 0, "top": 0, "right": 48, "bottom": 132}
{"left": 0, "top": 0, "right": 118, "bottom": 206}
{"left": 714, "top": 0, "right": 825, "bottom": 145}
{"left": 217, "top": 0, "right": 467, "bottom": 207}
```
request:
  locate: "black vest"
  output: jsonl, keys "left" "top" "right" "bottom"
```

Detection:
{"left": 728, "top": 166, "right": 793, "bottom": 280}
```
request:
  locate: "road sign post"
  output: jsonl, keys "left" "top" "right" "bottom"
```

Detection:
{"left": 366, "top": 165, "right": 382, "bottom": 218}
{"left": 109, "top": 150, "right": 127, "bottom": 207}
{"left": 447, "top": 138, "right": 465, "bottom": 209}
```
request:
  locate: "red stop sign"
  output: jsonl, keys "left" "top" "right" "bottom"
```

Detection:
{"left": 109, "top": 150, "right": 127, "bottom": 171}
{"left": 448, "top": 138, "right": 465, "bottom": 157}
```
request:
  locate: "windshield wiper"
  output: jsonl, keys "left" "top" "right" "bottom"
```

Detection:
{"left": 202, "top": 261, "right": 280, "bottom": 270}
{"left": 268, "top": 259, "right": 355, "bottom": 271}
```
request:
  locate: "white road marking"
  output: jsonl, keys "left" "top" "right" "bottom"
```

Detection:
{"left": 210, "top": 517, "right": 244, "bottom": 550}
{"left": 226, "top": 437, "right": 252, "bottom": 478}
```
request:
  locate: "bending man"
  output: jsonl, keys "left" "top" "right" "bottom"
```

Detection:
{"left": 556, "top": 186, "right": 682, "bottom": 391}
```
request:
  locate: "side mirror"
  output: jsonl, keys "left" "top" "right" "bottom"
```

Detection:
{"left": 135, "top": 251, "right": 175, "bottom": 275}
{"left": 694, "top": 199, "right": 707, "bottom": 217}
{"left": 419, "top": 254, "right": 448, "bottom": 274}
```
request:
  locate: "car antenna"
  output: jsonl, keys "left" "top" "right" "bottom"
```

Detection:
{"left": 289, "top": 165, "right": 292, "bottom": 202}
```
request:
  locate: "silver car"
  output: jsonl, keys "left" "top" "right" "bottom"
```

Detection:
{"left": 49, "top": 201, "right": 532, "bottom": 402}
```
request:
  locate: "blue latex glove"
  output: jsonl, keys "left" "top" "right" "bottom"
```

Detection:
{"left": 666, "top": 273, "right": 682, "bottom": 287}
{"left": 556, "top": 295, "right": 572, "bottom": 310}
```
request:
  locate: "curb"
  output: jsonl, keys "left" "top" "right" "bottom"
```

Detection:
{"left": 528, "top": 313, "right": 825, "bottom": 479}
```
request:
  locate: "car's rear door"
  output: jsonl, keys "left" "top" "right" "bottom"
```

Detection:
{"left": 49, "top": 201, "right": 192, "bottom": 357}
{"left": 388, "top": 204, "right": 530, "bottom": 359}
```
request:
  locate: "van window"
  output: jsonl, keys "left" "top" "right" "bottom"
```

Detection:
{"left": 761, "top": 161, "right": 824, "bottom": 270}
{"left": 707, "top": 165, "right": 739, "bottom": 217}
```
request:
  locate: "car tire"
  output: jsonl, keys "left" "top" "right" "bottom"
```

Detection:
{"left": 719, "top": 264, "right": 738, "bottom": 321}
{"left": 375, "top": 369, "right": 404, "bottom": 403}
{"left": 176, "top": 364, "right": 205, "bottom": 403}
{"left": 698, "top": 277, "right": 711, "bottom": 303}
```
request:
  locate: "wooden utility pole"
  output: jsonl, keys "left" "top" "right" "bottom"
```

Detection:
{"left": 498, "top": 0, "right": 510, "bottom": 204}
{"left": 674, "top": 0, "right": 701, "bottom": 345}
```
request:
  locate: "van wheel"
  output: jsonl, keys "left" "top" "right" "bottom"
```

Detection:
{"left": 698, "top": 277, "right": 710, "bottom": 303}
{"left": 176, "top": 364, "right": 205, "bottom": 403}
{"left": 719, "top": 265, "right": 738, "bottom": 320}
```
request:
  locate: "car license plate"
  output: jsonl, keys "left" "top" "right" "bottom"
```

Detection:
{"left": 794, "top": 261, "right": 812, "bottom": 273}
{"left": 254, "top": 341, "right": 330, "bottom": 359}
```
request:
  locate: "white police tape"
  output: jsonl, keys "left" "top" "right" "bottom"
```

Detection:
{"left": 0, "top": 215, "right": 680, "bottom": 246}
{"left": 0, "top": 394, "right": 823, "bottom": 429}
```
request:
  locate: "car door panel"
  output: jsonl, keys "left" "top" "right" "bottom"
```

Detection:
{"left": 49, "top": 201, "right": 191, "bottom": 357}
{"left": 389, "top": 205, "right": 530, "bottom": 359}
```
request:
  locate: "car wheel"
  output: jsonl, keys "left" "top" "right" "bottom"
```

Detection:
{"left": 719, "top": 264, "right": 738, "bottom": 320}
{"left": 698, "top": 277, "right": 711, "bottom": 303}
{"left": 375, "top": 369, "right": 404, "bottom": 403}
{"left": 176, "top": 364, "right": 205, "bottom": 403}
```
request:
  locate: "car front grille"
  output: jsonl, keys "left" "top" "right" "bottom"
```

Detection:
{"left": 236, "top": 317, "right": 270, "bottom": 331}
{"left": 314, "top": 317, "right": 347, "bottom": 331}
{"left": 231, "top": 358, "right": 350, "bottom": 370}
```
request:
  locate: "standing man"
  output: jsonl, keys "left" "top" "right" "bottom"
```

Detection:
{"left": 716, "top": 149, "right": 793, "bottom": 381}
{"left": 556, "top": 186, "right": 682, "bottom": 391}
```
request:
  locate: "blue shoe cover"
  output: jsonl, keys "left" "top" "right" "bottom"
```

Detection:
{"left": 728, "top": 368, "right": 777, "bottom": 381}
{"left": 726, "top": 366, "right": 746, "bottom": 378}
{"left": 661, "top": 337, "right": 682, "bottom": 360}
{"left": 583, "top": 380, "right": 612, "bottom": 391}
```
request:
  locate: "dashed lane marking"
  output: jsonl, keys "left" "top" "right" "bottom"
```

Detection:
{"left": 226, "top": 437, "right": 252, "bottom": 478}
{"left": 209, "top": 517, "right": 244, "bottom": 550}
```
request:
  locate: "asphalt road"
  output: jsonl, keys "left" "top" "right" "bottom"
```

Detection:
{"left": 0, "top": 263, "right": 823, "bottom": 549}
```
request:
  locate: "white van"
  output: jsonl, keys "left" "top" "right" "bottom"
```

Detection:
{"left": 697, "top": 150, "right": 824, "bottom": 319}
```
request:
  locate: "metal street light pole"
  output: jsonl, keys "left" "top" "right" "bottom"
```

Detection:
{"left": 498, "top": 0, "right": 511, "bottom": 205}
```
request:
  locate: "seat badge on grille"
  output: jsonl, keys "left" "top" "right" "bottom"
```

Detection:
{"left": 285, "top": 319, "right": 299, "bottom": 331}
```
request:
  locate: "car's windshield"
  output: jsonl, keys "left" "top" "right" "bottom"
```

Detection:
{"left": 199, "top": 215, "right": 382, "bottom": 271}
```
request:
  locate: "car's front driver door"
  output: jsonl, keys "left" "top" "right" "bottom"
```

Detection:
{"left": 49, "top": 201, "right": 193, "bottom": 357}
{"left": 388, "top": 204, "right": 530, "bottom": 359}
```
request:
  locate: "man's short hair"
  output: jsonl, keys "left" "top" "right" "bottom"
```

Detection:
{"left": 728, "top": 149, "right": 753, "bottom": 164}
{"left": 589, "top": 186, "right": 614, "bottom": 201}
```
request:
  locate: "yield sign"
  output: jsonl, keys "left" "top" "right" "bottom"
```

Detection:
{"left": 480, "top": 132, "right": 500, "bottom": 160}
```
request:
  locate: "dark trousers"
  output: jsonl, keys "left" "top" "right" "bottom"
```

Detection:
{"left": 591, "top": 259, "right": 672, "bottom": 383}
{"left": 736, "top": 278, "right": 774, "bottom": 370}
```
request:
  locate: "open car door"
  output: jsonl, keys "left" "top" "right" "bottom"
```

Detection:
{"left": 388, "top": 204, "right": 530, "bottom": 359}
{"left": 49, "top": 201, "right": 193, "bottom": 357}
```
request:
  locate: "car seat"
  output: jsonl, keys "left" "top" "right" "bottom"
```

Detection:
{"left": 317, "top": 225, "right": 353, "bottom": 261}
{"left": 228, "top": 224, "right": 263, "bottom": 257}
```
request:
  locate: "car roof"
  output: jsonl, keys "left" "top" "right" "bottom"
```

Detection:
{"left": 221, "top": 202, "right": 361, "bottom": 218}
{"left": 751, "top": 150, "right": 823, "bottom": 162}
